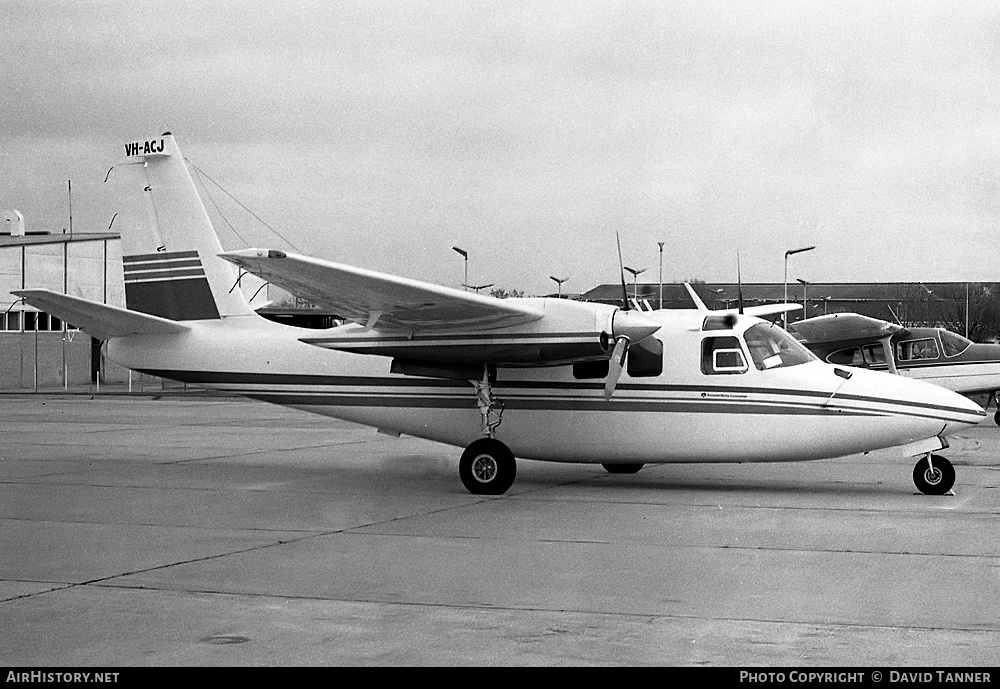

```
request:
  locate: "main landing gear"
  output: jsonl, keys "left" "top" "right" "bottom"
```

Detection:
{"left": 912, "top": 453, "right": 956, "bottom": 495}
{"left": 459, "top": 366, "right": 516, "bottom": 495}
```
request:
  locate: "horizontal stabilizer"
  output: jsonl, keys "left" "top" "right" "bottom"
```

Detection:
{"left": 12, "top": 289, "right": 190, "bottom": 340}
{"left": 741, "top": 303, "right": 802, "bottom": 318}
{"left": 682, "top": 284, "right": 801, "bottom": 318}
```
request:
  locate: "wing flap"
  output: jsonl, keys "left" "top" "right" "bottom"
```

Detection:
{"left": 219, "top": 249, "right": 543, "bottom": 333}
{"left": 12, "top": 289, "right": 190, "bottom": 340}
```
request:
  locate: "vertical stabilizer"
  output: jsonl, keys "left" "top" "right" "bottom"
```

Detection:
{"left": 120, "top": 133, "right": 253, "bottom": 320}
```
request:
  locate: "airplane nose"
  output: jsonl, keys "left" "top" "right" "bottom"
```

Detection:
{"left": 839, "top": 366, "right": 985, "bottom": 430}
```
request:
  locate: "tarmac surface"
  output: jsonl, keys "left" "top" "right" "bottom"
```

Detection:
{"left": 1, "top": 389, "right": 999, "bottom": 667}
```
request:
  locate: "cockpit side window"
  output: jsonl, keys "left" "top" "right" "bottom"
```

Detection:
{"left": 743, "top": 323, "right": 817, "bottom": 370}
{"left": 701, "top": 336, "right": 748, "bottom": 375}
{"left": 939, "top": 330, "right": 972, "bottom": 357}
{"left": 897, "top": 338, "right": 940, "bottom": 361}
{"left": 828, "top": 347, "right": 864, "bottom": 366}
{"left": 863, "top": 344, "right": 886, "bottom": 365}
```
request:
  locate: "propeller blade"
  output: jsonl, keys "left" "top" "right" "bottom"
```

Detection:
{"left": 604, "top": 336, "right": 629, "bottom": 401}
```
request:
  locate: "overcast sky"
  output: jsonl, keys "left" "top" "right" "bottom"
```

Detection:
{"left": 3, "top": 1, "right": 1000, "bottom": 295}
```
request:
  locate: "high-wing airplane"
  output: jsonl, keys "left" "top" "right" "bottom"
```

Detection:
{"left": 789, "top": 313, "right": 1000, "bottom": 425}
{"left": 12, "top": 134, "right": 987, "bottom": 497}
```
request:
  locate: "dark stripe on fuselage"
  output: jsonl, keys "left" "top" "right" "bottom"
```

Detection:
{"left": 243, "top": 391, "right": 876, "bottom": 416}
{"left": 134, "top": 368, "right": 977, "bottom": 420}
{"left": 305, "top": 331, "right": 601, "bottom": 344}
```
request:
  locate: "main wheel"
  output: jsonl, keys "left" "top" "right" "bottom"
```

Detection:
{"left": 993, "top": 409, "right": 1000, "bottom": 426}
{"left": 459, "top": 438, "right": 517, "bottom": 495}
{"left": 602, "top": 463, "right": 644, "bottom": 474}
{"left": 912, "top": 454, "right": 955, "bottom": 495}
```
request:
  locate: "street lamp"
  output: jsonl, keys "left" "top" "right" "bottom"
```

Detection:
{"left": 452, "top": 246, "right": 468, "bottom": 291}
{"left": 657, "top": 241, "right": 665, "bottom": 310}
{"left": 783, "top": 246, "right": 815, "bottom": 327}
{"left": 796, "top": 278, "right": 808, "bottom": 318}
{"left": 623, "top": 266, "right": 646, "bottom": 302}
{"left": 549, "top": 276, "right": 569, "bottom": 298}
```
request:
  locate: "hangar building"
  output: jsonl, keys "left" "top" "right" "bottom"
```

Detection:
{"left": 1, "top": 209, "right": 128, "bottom": 390}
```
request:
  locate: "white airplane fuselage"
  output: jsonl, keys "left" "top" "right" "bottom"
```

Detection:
{"left": 107, "top": 308, "right": 985, "bottom": 465}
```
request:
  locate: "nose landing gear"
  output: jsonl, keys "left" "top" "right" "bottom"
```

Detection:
{"left": 912, "top": 453, "right": 955, "bottom": 495}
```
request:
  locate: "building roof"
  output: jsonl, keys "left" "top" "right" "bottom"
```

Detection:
{"left": 0, "top": 232, "right": 120, "bottom": 248}
{"left": 579, "top": 281, "right": 985, "bottom": 307}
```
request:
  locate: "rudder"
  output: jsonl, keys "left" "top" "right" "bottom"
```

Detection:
{"left": 120, "top": 133, "right": 253, "bottom": 320}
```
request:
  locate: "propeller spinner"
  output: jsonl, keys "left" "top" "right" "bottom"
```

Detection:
{"left": 604, "top": 309, "right": 660, "bottom": 401}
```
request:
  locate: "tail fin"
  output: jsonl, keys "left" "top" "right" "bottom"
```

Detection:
{"left": 119, "top": 133, "right": 254, "bottom": 320}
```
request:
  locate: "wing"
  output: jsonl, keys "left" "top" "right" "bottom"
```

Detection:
{"left": 790, "top": 312, "right": 904, "bottom": 344}
{"left": 219, "top": 248, "right": 543, "bottom": 334}
{"left": 789, "top": 313, "right": 906, "bottom": 361}
{"left": 219, "top": 249, "right": 660, "bottom": 373}
{"left": 13, "top": 289, "right": 190, "bottom": 340}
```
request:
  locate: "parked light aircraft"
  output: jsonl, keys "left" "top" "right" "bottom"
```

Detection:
{"left": 12, "top": 134, "right": 987, "bottom": 496}
{"left": 789, "top": 312, "right": 1000, "bottom": 426}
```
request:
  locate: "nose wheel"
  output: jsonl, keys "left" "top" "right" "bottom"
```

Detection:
{"left": 912, "top": 453, "right": 955, "bottom": 495}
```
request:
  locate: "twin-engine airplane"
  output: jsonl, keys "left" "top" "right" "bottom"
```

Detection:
{"left": 13, "top": 134, "right": 987, "bottom": 496}
{"left": 789, "top": 313, "right": 1000, "bottom": 425}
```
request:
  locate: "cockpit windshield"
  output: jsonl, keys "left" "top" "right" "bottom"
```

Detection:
{"left": 743, "top": 323, "right": 817, "bottom": 370}
{"left": 939, "top": 329, "right": 972, "bottom": 357}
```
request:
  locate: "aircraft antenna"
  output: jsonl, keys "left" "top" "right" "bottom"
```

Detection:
{"left": 188, "top": 160, "right": 303, "bottom": 253}
{"left": 737, "top": 252, "right": 744, "bottom": 315}
{"left": 616, "top": 231, "right": 630, "bottom": 311}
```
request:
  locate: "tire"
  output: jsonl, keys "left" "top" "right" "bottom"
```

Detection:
{"left": 459, "top": 438, "right": 517, "bottom": 495}
{"left": 993, "top": 409, "right": 1000, "bottom": 426}
{"left": 602, "top": 463, "right": 644, "bottom": 474}
{"left": 912, "top": 454, "right": 955, "bottom": 495}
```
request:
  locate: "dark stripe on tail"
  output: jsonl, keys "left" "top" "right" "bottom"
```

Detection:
{"left": 123, "top": 251, "right": 221, "bottom": 321}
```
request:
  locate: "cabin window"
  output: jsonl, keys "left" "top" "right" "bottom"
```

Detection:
{"left": 627, "top": 337, "right": 663, "bottom": 377}
{"left": 573, "top": 360, "right": 609, "bottom": 379}
{"left": 897, "top": 338, "right": 939, "bottom": 362}
{"left": 743, "top": 323, "right": 816, "bottom": 370}
{"left": 939, "top": 330, "right": 971, "bottom": 357}
{"left": 828, "top": 345, "right": 888, "bottom": 367}
{"left": 702, "top": 336, "right": 748, "bottom": 375}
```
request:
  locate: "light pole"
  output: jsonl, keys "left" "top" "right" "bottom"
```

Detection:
{"left": 452, "top": 246, "right": 468, "bottom": 291}
{"left": 623, "top": 266, "right": 646, "bottom": 302}
{"left": 783, "top": 246, "right": 815, "bottom": 327}
{"left": 918, "top": 283, "right": 933, "bottom": 327}
{"left": 550, "top": 276, "right": 569, "bottom": 298}
{"left": 657, "top": 241, "right": 665, "bottom": 310}
{"left": 796, "top": 278, "right": 808, "bottom": 320}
